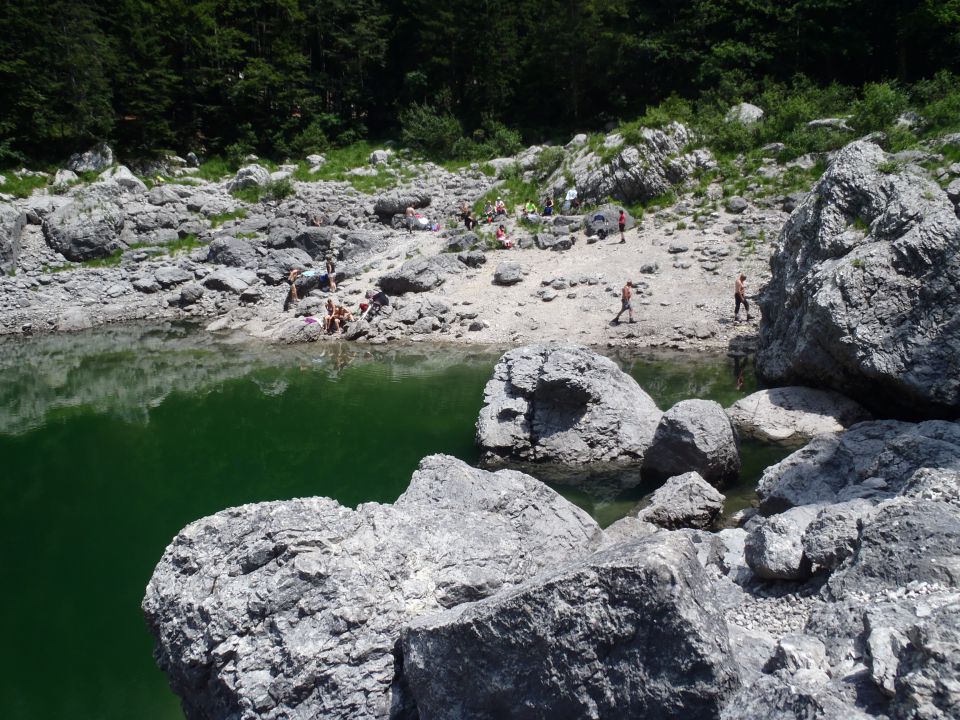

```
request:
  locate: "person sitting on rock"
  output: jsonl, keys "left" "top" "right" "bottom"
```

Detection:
{"left": 323, "top": 298, "right": 337, "bottom": 332}
{"left": 496, "top": 224, "right": 512, "bottom": 249}
{"left": 333, "top": 303, "right": 354, "bottom": 329}
{"left": 483, "top": 201, "right": 495, "bottom": 223}
{"left": 495, "top": 198, "right": 507, "bottom": 216}
{"left": 543, "top": 197, "right": 554, "bottom": 216}
{"left": 361, "top": 289, "right": 390, "bottom": 319}
{"left": 524, "top": 200, "right": 537, "bottom": 216}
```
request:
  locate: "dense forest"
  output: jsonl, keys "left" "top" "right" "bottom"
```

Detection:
{"left": 1, "top": 0, "right": 958, "bottom": 164}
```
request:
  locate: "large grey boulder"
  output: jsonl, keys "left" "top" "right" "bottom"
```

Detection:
{"left": 891, "top": 603, "right": 960, "bottom": 720}
{"left": 635, "top": 471, "right": 725, "bottom": 530}
{"left": 801, "top": 499, "right": 877, "bottom": 572}
{"left": 744, "top": 505, "right": 821, "bottom": 581}
{"left": 100, "top": 165, "right": 147, "bottom": 193}
{"left": 400, "top": 533, "right": 740, "bottom": 720}
{"left": 547, "top": 122, "right": 713, "bottom": 205}
{"left": 476, "top": 344, "right": 662, "bottom": 465}
{"left": 756, "top": 140, "right": 960, "bottom": 418}
{"left": 372, "top": 191, "right": 430, "bottom": 218}
{"left": 226, "top": 164, "right": 270, "bottom": 192}
{"left": 826, "top": 496, "right": 960, "bottom": 599}
{"left": 726, "top": 103, "right": 765, "bottom": 125}
{"left": 756, "top": 419, "right": 960, "bottom": 513}
{"left": 66, "top": 142, "right": 114, "bottom": 173}
{"left": 582, "top": 204, "right": 635, "bottom": 236}
{"left": 203, "top": 268, "right": 257, "bottom": 294}
{"left": 379, "top": 254, "right": 463, "bottom": 295}
{"left": 643, "top": 399, "right": 741, "bottom": 485}
{"left": 42, "top": 196, "right": 125, "bottom": 261}
{"left": 727, "top": 386, "right": 871, "bottom": 448}
{"left": 0, "top": 202, "right": 26, "bottom": 273}
{"left": 143, "top": 455, "right": 602, "bottom": 720}
{"left": 206, "top": 237, "right": 258, "bottom": 268}
{"left": 492, "top": 261, "right": 524, "bottom": 285}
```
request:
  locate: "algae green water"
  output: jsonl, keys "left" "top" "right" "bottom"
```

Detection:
{"left": 0, "top": 323, "right": 786, "bottom": 720}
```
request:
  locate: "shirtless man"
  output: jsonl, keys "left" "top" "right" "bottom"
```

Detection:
{"left": 613, "top": 281, "right": 635, "bottom": 324}
{"left": 325, "top": 256, "right": 337, "bottom": 292}
{"left": 734, "top": 273, "right": 752, "bottom": 321}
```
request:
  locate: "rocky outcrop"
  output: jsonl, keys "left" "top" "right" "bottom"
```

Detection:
{"left": 726, "top": 103, "right": 764, "bottom": 125}
{"left": 756, "top": 419, "right": 960, "bottom": 514}
{"left": 744, "top": 505, "right": 821, "bottom": 581}
{"left": 727, "top": 386, "right": 871, "bottom": 448}
{"left": 379, "top": 254, "right": 464, "bottom": 294}
{"left": 476, "top": 344, "right": 662, "bottom": 465}
{"left": 547, "top": 122, "right": 714, "bottom": 205}
{"left": 66, "top": 142, "right": 114, "bottom": 173}
{"left": 582, "top": 204, "right": 634, "bottom": 236}
{"left": 42, "top": 192, "right": 126, "bottom": 261}
{"left": 143, "top": 455, "right": 602, "bottom": 720}
{"left": 0, "top": 202, "right": 26, "bottom": 273}
{"left": 373, "top": 191, "right": 431, "bottom": 218}
{"left": 643, "top": 399, "right": 741, "bottom": 485}
{"left": 756, "top": 140, "right": 960, "bottom": 418}
{"left": 400, "top": 533, "right": 740, "bottom": 720}
{"left": 226, "top": 164, "right": 270, "bottom": 192}
{"left": 634, "top": 471, "right": 725, "bottom": 530}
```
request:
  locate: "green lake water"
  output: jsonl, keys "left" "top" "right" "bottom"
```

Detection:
{"left": 0, "top": 323, "right": 788, "bottom": 720}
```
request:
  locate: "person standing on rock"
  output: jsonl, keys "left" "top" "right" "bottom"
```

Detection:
{"left": 734, "top": 273, "right": 752, "bottom": 321}
{"left": 326, "top": 256, "right": 337, "bottom": 292}
{"left": 618, "top": 209, "right": 627, "bottom": 243}
{"left": 613, "top": 281, "right": 635, "bottom": 324}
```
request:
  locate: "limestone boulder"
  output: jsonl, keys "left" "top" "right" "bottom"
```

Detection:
{"left": 547, "top": 122, "right": 714, "bottom": 205}
{"left": 476, "top": 344, "right": 662, "bottom": 465}
{"left": 756, "top": 419, "right": 960, "bottom": 513}
{"left": 635, "top": 471, "right": 725, "bottom": 530}
{"left": 726, "top": 386, "right": 871, "bottom": 448}
{"left": 756, "top": 140, "right": 960, "bottom": 418}
{"left": 744, "top": 505, "right": 822, "bottom": 581}
{"left": 206, "top": 237, "right": 258, "bottom": 268}
{"left": 0, "top": 202, "right": 26, "bottom": 273}
{"left": 42, "top": 196, "right": 125, "bottom": 261}
{"left": 66, "top": 142, "right": 114, "bottom": 173}
{"left": 400, "top": 533, "right": 740, "bottom": 720}
{"left": 226, "top": 164, "right": 270, "bottom": 192}
{"left": 143, "top": 455, "right": 602, "bottom": 720}
{"left": 643, "top": 399, "right": 741, "bottom": 485}
{"left": 372, "top": 191, "right": 431, "bottom": 218}
{"left": 379, "top": 254, "right": 463, "bottom": 295}
{"left": 492, "top": 261, "right": 524, "bottom": 285}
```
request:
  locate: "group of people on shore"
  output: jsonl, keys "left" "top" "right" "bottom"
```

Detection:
{"left": 612, "top": 273, "right": 753, "bottom": 325}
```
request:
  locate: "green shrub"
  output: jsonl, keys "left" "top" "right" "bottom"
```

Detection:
{"left": 914, "top": 71, "right": 960, "bottom": 135}
{"left": 264, "top": 177, "right": 294, "bottom": 201}
{"left": 399, "top": 103, "right": 463, "bottom": 158}
{"left": 851, "top": 82, "right": 909, "bottom": 133}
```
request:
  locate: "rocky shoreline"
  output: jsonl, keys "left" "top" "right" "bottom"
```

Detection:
{"left": 5, "top": 128, "right": 959, "bottom": 718}
{"left": 143, "top": 343, "right": 959, "bottom": 719}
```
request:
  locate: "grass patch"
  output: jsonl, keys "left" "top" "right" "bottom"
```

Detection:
{"left": 194, "top": 157, "right": 236, "bottom": 182}
{"left": 0, "top": 172, "right": 49, "bottom": 198}
{"left": 209, "top": 208, "right": 248, "bottom": 227}
{"left": 164, "top": 233, "right": 204, "bottom": 255}
{"left": 83, "top": 249, "right": 125, "bottom": 268}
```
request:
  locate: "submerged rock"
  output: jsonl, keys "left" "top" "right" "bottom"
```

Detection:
{"left": 143, "top": 455, "right": 602, "bottom": 720}
{"left": 726, "top": 386, "right": 871, "bottom": 448}
{"left": 400, "top": 533, "right": 740, "bottom": 720}
{"left": 643, "top": 399, "right": 741, "bottom": 485}
{"left": 476, "top": 344, "right": 661, "bottom": 465}
{"left": 756, "top": 140, "right": 960, "bottom": 418}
